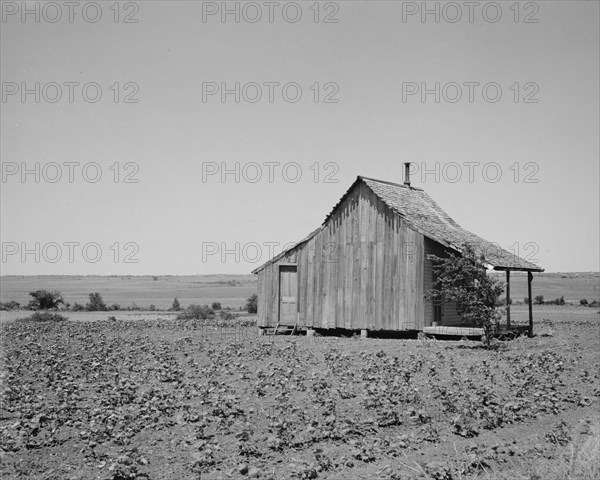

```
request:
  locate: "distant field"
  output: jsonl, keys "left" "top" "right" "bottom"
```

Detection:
{"left": 490, "top": 271, "right": 599, "bottom": 304}
{"left": 0, "top": 310, "right": 179, "bottom": 322}
{"left": 0, "top": 274, "right": 257, "bottom": 310}
{"left": 503, "top": 305, "right": 599, "bottom": 327}
{"left": 0, "top": 272, "right": 598, "bottom": 312}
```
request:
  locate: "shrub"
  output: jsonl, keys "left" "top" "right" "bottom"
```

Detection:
{"left": 220, "top": 310, "right": 238, "bottom": 321}
{"left": 246, "top": 294, "right": 258, "bottom": 314}
{"left": 72, "top": 302, "right": 85, "bottom": 312}
{"left": 580, "top": 299, "right": 588, "bottom": 305}
{"left": 177, "top": 304, "right": 215, "bottom": 320}
{"left": 0, "top": 300, "right": 20, "bottom": 311}
{"left": 170, "top": 297, "right": 181, "bottom": 311}
{"left": 589, "top": 300, "right": 599, "bottom": 308}
{"left": 110, "top": 303, "right": 121, "bottom": 311}
{"left": 27, "top": 290, "right": 64, "bottom": 310}
{"left": 86, "top": 292, "right": 108, "bottom": 311}
{"left": 129, "top": 303, "right": 141, "bottom": 311}
{"left": 534, "top": 295, "right": 544, "bottom": 305}
{"left": 523, "top": 297, "right": 529, "bottom": 304}
{"left": 18, "top": 311, "right": 68, "bottom": 322}
{"left": 426, "top": 244, "right": 504, "bottom": 347}
{"left": 211, "top": 302, "right": 222, "bottom": 310}
{"left": 149, "top": 304, "right": 156, "bottom": 311}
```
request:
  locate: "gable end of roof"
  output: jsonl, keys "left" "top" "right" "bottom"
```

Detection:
{"left": 252, "top": 175, "right": 544, "bottom": 273}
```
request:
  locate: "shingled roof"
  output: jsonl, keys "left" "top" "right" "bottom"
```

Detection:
{"left": 253, "top": 176, "right": 543, "bottom": 273}
{"left": 355, "top": 176, "right": 543, "bottom": 272}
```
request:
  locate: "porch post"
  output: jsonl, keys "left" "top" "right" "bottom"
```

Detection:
{"left": 527, "top": 271, "right": 533, "bottom": 337}
{"left": 506, "top": 270, "right": 511, "bottom": 328}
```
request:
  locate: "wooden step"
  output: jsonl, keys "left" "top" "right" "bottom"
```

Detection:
{"left": 260, "top": 325, "right": 295, "bottom": 335}
{"left": 422, "top": 326, "right": 484, "bottom": 337}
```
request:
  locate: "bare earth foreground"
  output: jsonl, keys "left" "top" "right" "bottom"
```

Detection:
{"left": 0, "top": 306, "right": 599, "bottom": 480}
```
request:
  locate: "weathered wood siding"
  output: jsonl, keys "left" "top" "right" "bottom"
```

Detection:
{"left": 256, "top": 248, "right": 297, "bottom": 327}
{"left": 257, "top": 181, "right": 427, "bottom": 330}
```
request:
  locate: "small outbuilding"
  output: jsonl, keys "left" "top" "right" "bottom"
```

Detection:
{"left": 252, "top": 165, "right": 543, "bottom": 336}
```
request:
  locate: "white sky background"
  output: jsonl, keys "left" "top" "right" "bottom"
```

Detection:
{"left": 1, "top": 1, "right": 598, "bottom": 275}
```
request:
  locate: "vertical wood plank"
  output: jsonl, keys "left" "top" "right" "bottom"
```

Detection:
{"left": 257, "top": 272, "right": 264, "bottom": 326}
{"left": 392, "top": 211, "right": 398, "bottom": 330}
{"left": 321, "top": 223, "right": 330, "bottom": 329}
{"left": 351, "top": 192, "right": 360, "bottom": 329}
{"left": 326, "top": 221, "right": 335, "bottom": 329}
{"left": 415, "top": 231, "right": 425, "bottom": 330}
{"left": 315, "top": 232, "right": 322, "bottom": 328}
{"left": 397, "top": 221, "right": 405, "bottom": 330}
{"left": 270, "top": 264, "right": 276, "bottom": 326}
{"left": 345, "top": 200, "right": 354, "bottom": 330}
{"left": 402, "top": 225, "right": 411, "bottom": 330}
{"left": 506, "top": 270, "right": 511, "bottom": 328}
{"left": 359, "top": 185, "right": 368, "bottom": 329}
{"left": 336, "top": 208, "right": 345, "bottom": 329}
{"left": 375, "top": 198, "right": 385, "bottom": 330}
{"left": 329, "top": 215, "right": 339, "bottom": 329}
{"left": 528, "top": 271, "right": 533, "bottom": 337}
{"left": 423, "top": 237, "right": 432, "bottom": 327}
{"left": 306, "top": 237, "right": 315, "bottom": 328}
{"left": 299, "top": 245, "right": 308, "bottom": 324}
{"left": 367, "top": 189, "right": 377, "bottom": 329}
{"left": 382, "top": 205, "right": 392, "bottom": 330}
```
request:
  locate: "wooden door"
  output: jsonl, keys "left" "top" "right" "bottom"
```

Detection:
{"left": 279, "top": 265, "right": 298, "bottom": 324}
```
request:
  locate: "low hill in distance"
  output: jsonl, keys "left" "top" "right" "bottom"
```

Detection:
{"left": 1, "top": 272, "right": 598, "bottom": 311}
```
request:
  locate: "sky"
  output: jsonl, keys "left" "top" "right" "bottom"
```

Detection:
{"left": 1, "top": 0, "right": 599, "bottom": 275}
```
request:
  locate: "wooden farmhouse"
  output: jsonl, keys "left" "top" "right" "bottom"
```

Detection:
{"left": 252, "top": 165, "right": 544, "bottom": 337}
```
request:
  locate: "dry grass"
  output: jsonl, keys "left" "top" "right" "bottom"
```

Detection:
{"left": 560, "top": 422, "right": 600, "bottom": 480}
{"left": 519, "top": 421, "right": 600, "bottom": 480}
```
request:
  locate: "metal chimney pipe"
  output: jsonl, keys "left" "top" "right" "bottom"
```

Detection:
{"left": 404, "top": 162, "right": 411, "bottom": 187}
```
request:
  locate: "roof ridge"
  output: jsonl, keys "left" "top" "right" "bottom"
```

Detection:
{"left": 252, "top": 175, "right": 544, "bottom": 273}
{"left": 358, "top": 175, "right": 424, "bottom": 191}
